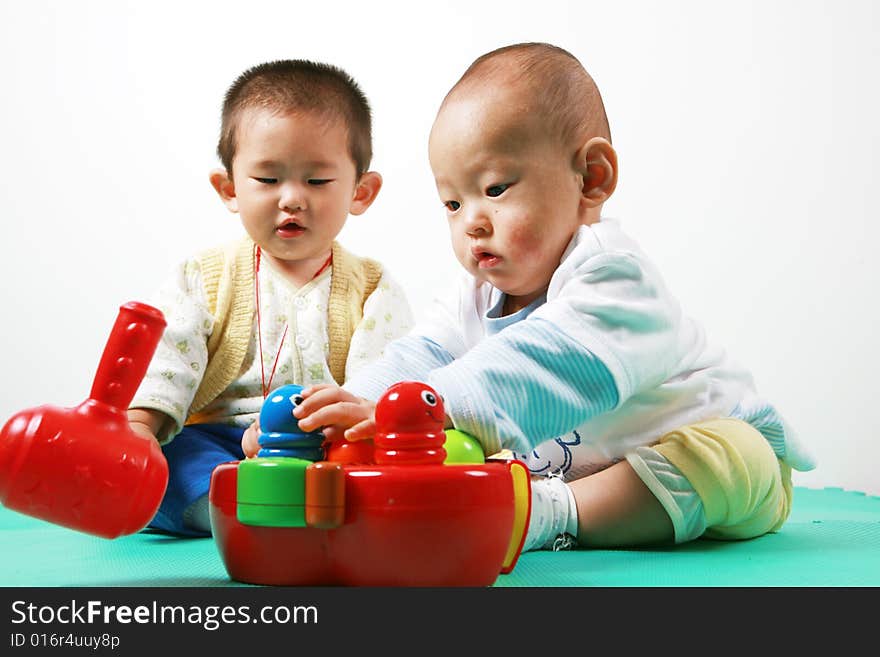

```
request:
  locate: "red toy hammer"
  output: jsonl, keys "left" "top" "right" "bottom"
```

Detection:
{"left": 0, "top": 302, "right": 168, "bottom": 538}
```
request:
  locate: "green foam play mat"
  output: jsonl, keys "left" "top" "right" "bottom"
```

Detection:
{"left": 1, "top": 486, "right": 877, "bottom": 587}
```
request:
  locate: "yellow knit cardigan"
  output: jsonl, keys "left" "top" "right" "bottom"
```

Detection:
{"left": 185, "top": 237, "right": 383, "bottom": 424}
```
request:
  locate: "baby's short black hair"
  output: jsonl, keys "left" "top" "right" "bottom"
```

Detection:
{"left": 217, "top": 59, "right": 373, "bottom": 175}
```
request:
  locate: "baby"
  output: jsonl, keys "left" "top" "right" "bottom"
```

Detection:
{"left": 129, "top": 59, "right": 412, "bottom": 536}
{"left": 246, "top": 43, "right": 815, "bottom": 552}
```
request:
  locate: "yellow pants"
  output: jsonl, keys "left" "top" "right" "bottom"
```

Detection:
{"left": 633, "top": 418, "right": 792, "bottom": 541}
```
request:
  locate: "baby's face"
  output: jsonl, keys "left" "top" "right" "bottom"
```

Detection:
{"left": 230, "top": 108, "right": 359, "bottom": 267}
{"left": 429, "top": 93, "right": 584, "bottom": 314}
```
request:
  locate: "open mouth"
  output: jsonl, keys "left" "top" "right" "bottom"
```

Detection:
{"left": 276, "top": 221, "right": 306, "bottom": 238}
{"left": 474, "top": 251, "right": 501, "bottom": 269}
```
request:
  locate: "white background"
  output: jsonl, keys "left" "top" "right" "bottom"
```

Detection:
{"left": 1, "top": 0, "right": 877, "bottom": 494}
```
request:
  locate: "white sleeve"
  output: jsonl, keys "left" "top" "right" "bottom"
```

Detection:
{"left": 533, "top": 249, "right": 684, "bottom": 403}
{"left": 426, "top": 317, "right": 618, "bottom": 456}
{"left": 406, "top": 275, "right": 473, "bottom": 357}
{"left": 342, "top": 278, "right": 464, "bottom": 400}
{"left": 344, "top": 270, "right": 415, "bottom": 381}
{"left": 130, "top": 257, "right": 214, "bottom": 437}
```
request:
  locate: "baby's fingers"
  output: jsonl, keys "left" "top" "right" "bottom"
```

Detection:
{"left": 295, "top": 386, "right": 357, "bottom": 419}
{"left": 320, "top": 425, "right": 346, "bottom": 443}
{"left": 344, "top": 418, "right": 377, "bottom": 442}
{"left": 242, "top": 422, "right": 261, "bottom": 458}
{"left": 299, "top": 383, "right": 338, "bottom": 399}
{"left": 297, "top": 401, "right": 370, "bottom": 433}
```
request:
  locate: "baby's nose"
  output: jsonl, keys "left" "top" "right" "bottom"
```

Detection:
{"left": 279, "top": 183, "right": 307, "bottom": 212}
{"left": 464, "top": 208, "right": 491, "bottom": 235}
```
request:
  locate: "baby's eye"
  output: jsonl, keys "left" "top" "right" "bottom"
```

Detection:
{"left": 444, "top": 200, "right": 461, "bottom": 212}
{"left": 486, "top": 183, "right": 509, "bottom": 197}
{"left": 254, "top": 177, "right": 277, "bottom": 185}
{"left": 308, "top": 179, "right": 333, "bottom": 186}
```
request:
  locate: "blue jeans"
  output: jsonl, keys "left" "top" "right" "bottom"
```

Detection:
{"left": 149, "top": 423, "right": 245, "bottom": 536}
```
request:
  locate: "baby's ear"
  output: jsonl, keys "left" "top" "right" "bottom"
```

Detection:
{"left": 209, "top": 168, "right": 238, "bottom": 213}
{"left": 575, "top": 138, "right": 618, "bottom": 208}
{"left": 349, "top": 171, "right": 383, "bottom": 216}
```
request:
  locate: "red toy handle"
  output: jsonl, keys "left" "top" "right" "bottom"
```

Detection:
{"left": 88, "top": 301, "right": 167, "bottom": 413}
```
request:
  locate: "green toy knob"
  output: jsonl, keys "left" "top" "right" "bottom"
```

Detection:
{"left": 237, "top": 457, "right": 309, "bottom": 527}
{"left": 443, "top": 429, "right": 485, "bottom": 464}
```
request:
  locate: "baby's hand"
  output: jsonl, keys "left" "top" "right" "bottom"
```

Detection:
{"left": 296, "top": 384, "right": 377, "bottom": 442}
{"left": 242, "top": 418, "right": 261, "bottom": 459}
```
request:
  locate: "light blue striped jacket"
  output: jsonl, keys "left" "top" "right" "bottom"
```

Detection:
{"left": 344, "top": 220, "right": 816, "bottom": 478}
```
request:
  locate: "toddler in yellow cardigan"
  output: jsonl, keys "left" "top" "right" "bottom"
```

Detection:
{"left": 127, "top": 59, "right": 413, "bottom": 536}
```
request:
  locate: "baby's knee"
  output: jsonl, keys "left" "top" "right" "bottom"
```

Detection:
{"left": 652, "top": 418, "right": 792, "bottom": 539}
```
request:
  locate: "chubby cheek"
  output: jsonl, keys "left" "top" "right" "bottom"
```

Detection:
{"left": 238, "top": 188, "right": 273, "bottom": 214}
{"left": 316, "top": 195, "right": 353, "bottom": 233}
{"left": 504, "top": 219, "right": 544, "bottom": 261}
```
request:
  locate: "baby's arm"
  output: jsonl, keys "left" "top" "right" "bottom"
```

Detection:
{"left": 285, "top": 332, "right": 458, "bottom": 446}
{"left": 300, "top": 333, "right": 458, "bottom": 436}
{"left": 129, "top": 257, "right": 214, "bottom": 443}
{"left": 127, "top": 408, "right": 175, "bottom": 443}
{"left": 424, "top": 318, "right": 620, "bottom": 456}
{"left": 343, "top": 277, "right": 465, "bottom": 400}
{"left": 344, "top": 271, "right": 414, "bottom": 382}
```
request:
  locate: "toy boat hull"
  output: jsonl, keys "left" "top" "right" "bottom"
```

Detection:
{"left": 209, "top": 459, "right": 528, "bottom": 586}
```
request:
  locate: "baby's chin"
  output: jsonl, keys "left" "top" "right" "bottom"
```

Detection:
{"left": 259, "top": 240, "right": 332, "bottom": 269}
